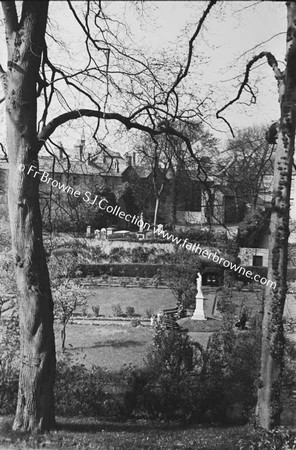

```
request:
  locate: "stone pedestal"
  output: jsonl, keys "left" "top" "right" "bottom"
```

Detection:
{"left": 191, "top": 293, "right": 206, "bottom": 321}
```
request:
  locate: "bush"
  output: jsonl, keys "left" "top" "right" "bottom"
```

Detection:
{"left": 77, "top": 263, "right": 170, "bottom": 278}
{"left": 127, "top": 325, "right": 205, "bottom": 420}
{"left": 112, "top": 303, "right": 125, "bottom": 317}
{"left": 125, "top": 306, "right": 136, "bottom": 317}
{"left": 146, "top": 308, "right": 154, "bottom": 319}
{"left": 0, "top": 311, "right": 19, "bottom": 415}
{"left": 201, "top": 313, "right": 262, "bottom": 424}
{"left": 55, "top": 358, "right": 131, "bottom": 419}
{"left": 55, "top": 360, "right": 106, "bottom": 417}
{"left": 92, "top": 306, "right": 100, "bottom": 317}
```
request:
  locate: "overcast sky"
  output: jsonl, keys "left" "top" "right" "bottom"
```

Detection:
{"left": 0, "top": 1, "right": 288, "bottom": 152}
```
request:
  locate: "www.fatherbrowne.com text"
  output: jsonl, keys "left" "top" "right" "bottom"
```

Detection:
{"left": 21, "top": 164, "right": 276, "bottom": 290}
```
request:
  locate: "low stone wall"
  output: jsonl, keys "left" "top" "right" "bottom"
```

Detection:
{"left": 85, "top": 239, "right": 175, "bottom": 255}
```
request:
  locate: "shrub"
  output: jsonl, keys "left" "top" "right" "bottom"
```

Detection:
{"left": 55, "top": 360, "right": 106, "bottom": 417}
{"left": 146, "top": 308, "right": 154, "bottom": 319}
{"left": 55, "top": 358, "right": 128, "bottom": 419}
{"left": 128, "top": 325, "right": 205, "bottom": 420}
{"left": 0, "top": 312, "right": 19, "bottom": 415}
{"left": 92, "top": 306, "right": 100, "bottom": 317}
{"left": 112, "top": 303, "right": 125, "bottom": 317}
{"left": 201, "top": 313, "right": 262, "bottom": 424}
{"left": 125, "top": 306, "right": 136, "bottom": 317}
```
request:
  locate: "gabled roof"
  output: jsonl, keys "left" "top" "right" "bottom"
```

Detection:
{"left": 39, "top": 156, "right": 102, "bottom": 176}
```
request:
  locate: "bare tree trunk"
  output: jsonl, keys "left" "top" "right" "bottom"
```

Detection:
{"left": 2, "top": 1, "right": 55, "bottom": 432}
{"left": 153, "top": 197, "right": 160, "bottom": 229}
{"left": 61, "top": 322, "right": 66, "bottom": 352}
{"left": 168, "top": 173, "right": 177, "bottom": 226}
{"left": 256, "top": 1, "right": 296, "bottom": 429}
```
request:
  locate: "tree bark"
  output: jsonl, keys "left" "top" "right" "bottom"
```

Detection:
{"left": 2, "top": 1, "right": 56, "bottom": 432}
{"left": 256, "top": 1, "right": 296, "bottom": 430}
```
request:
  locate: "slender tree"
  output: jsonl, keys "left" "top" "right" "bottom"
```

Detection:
{"left": 217, "top": 1, "right": 296, "bottom": 430}
{"left": 0, "top": 0, "right": 217, "bottom": 432}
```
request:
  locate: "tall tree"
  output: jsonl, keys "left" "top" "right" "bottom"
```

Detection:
{"left": 217, "top": 1, "right": 296, "bottom": 430}
{"left": 0, "top": 0, "right": 217, "bottom": 432}
{"left": 218, "top": 126, "right": 274, "bottom": 214}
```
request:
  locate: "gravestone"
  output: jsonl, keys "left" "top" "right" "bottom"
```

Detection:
{"left": 107, "top": 227, "right": 114, "bottom": 236}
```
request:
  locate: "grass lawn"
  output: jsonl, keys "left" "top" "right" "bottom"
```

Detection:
{"left": 55, "top": 322, "right": 155, "bottom": 370}
{"left": 54, "top": 287, "right": 218, "bottom": 370}
{"left": 84, "top": 286, "right": 177, "bottom": 318}
{"left": 0, "top": 416, "right": 255, "bottom": 449}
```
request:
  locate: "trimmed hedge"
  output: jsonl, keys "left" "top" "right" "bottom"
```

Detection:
{"left": 77, "top": 262, "right": 225, "bottom": 280}
{"left": 77, "top": 263, "right": 168, "bottom": 278}
{"left": 76, "top": 263, "right": 296, "bottom": 284}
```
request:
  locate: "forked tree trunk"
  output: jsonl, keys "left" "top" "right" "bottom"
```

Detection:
{"left": 256, "top": 1, "right": 296, "bottom": 429}
{"left": 2, "top": 1, "right": 56, "bottom": 432}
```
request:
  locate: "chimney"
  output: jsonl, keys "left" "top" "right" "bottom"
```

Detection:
{"left": 80, "top": 129, "right": 86, "bottom": 161}
{"left": 59, "top": 142, "right": 64, "bottom": 159}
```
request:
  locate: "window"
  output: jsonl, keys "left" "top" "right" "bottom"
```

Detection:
{"left": 253, "top": 255, "right": 263, "bottom": 267}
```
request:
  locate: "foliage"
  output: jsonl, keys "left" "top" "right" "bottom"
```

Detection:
{"left": 238, "top": 427, "right": 296, "bottom": 450}
{"left": 219, "top": 126, "right": 274, "bottom": 218}
{"left": 112, "top": 303, "right": 125, "bottom": 317}
{"left": 0, "top": 312, "right": 19, "bottom": 415}
{"left": 49, "top": 254, "right": 87, "bottom": 350}
{"left": 92, "top": 306, "right": 100, "bottom": 317}
{"left": 0, "top": 252, "right": 19, "bottom": 414}
{"left": 78, "top": 262, "right": 172, "bottom": 278}
{"left": 238, "top": 207, "right": 271, "bottom": 248}
{"left": 127, "top": 325, "right": 205, "bottom": 420}
{"left": 55, "top": 359, "right": 107, "bottom": 417}
{"left": 42, "top": 185, "right": 118, "bottom": 234}
{"left": 201, "top": 313, "right": 262, "bottom": 424}
{"left": 125, "top": 306, "right": 136, "bottom": 317}
{"left": 164, "top": 250, "right": 202, "bottom": 308}
{"left": 146, "top": 308, "right": 154, "bottom": 318}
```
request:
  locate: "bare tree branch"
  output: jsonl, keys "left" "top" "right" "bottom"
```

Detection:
{"left": 165, "top": 0, "right": 217, "bottom": 104}
{"left": 216, "top": 51, "right": 284, "bottom": 136}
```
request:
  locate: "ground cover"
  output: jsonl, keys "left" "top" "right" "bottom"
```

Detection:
{"left": 0, "top": 416, "right": 255, "bottom": 449}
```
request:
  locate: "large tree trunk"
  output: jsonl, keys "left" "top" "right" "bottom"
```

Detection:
{"left": 2, "top": 1, "right": 56, "bottom": 432}
{"left": 256, "top": 1, "right": 296, "bottom": 430}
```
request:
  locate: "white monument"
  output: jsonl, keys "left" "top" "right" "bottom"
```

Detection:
{"left": 191, "top": 271, "right": 206, "bottom": 321}
{"left": 139, "top": 212, "right": 144, "bottom": 232}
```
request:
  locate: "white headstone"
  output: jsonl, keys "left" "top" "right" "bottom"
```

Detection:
{"left": 107, "top": 227, "right": 114, "bottom": 236}
{"left": 101, "top": 228, "right": 107, "bottom": 239}
{"left": 86, "top": 225, "right": 91, "bottom": 236}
